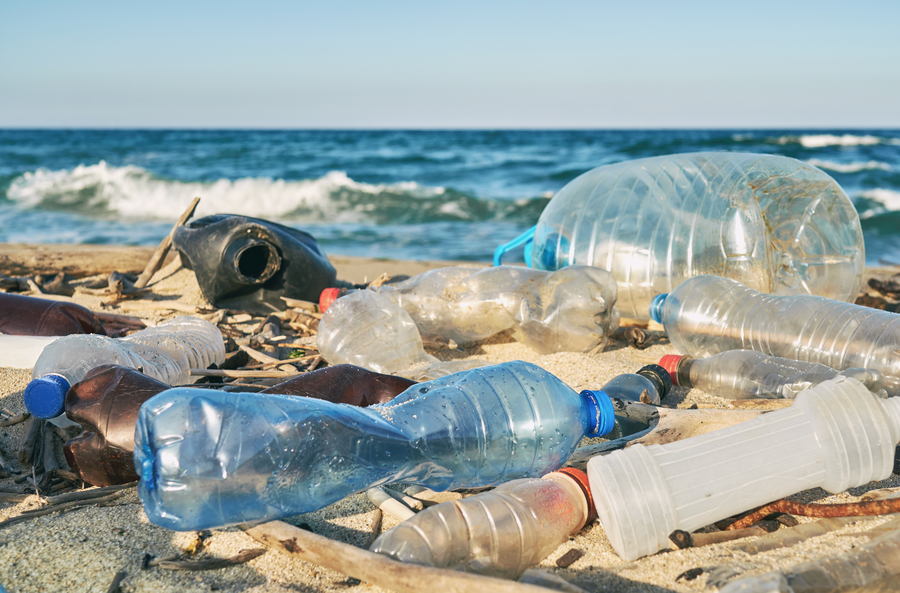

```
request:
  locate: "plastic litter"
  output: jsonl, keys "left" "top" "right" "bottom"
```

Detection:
{"left": 62, "top": 363, "right": 416, "bottom": 487}
{"left": 586, "top": 375, "right": 900, "bottom": 560}
{"left": 497, "top": 152, "right": 864, "bottom": 320}
{"left": 23, "top": 316, "right": 225, "bottom": 421}
{"left": 651, "top": 275, "right": 900, "bottom": 395}
{"left": 370, "top": 468, "right": 593, "bottom": 579}
{"left": 0, "top": 335, "right": 62, "bottom": 369}
{"left": 134, "top": 361, "right": 617, "bottom": 531}
{"left": 323, "top": 265, "right": 620, "bottom": 355}
{"left": 659, "top": 350, "right": 888, "bottom": 399}
{"left": 172, "top": 214, "right": 338, "bottom": 314}
{"left": 0, "top": 292, "right": 105, "bottom": 336}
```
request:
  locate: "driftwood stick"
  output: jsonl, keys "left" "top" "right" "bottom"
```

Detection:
{"left": 728, "top": 497, "right": 900, "bottom": 530}
{"left": 0, "top": 412, "right": 30, "bottom": 428}
{"left": 156, "top": 548, "right": 266, "bottom": 571}
{"left": 45, "top": 481, "right": 137, "bottom": 505}
{"left": 134, "top": 197, "right": 200, "bottom": 289}
{"left": 94, "top": 312, "right": 147, "bottom": 328}
{"left": 243, "top": 520, "right": 561, "bottom": 593}
{"left": 365, "top": 508, "right": 384, "bottom": 548}
{"left": 670, "top": 521, "right": 779, "bottom": 549}
{"left": 0, "top": 493, "right": 29, "bottom": 504}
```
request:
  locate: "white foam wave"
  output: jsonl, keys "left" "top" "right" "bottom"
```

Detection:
{"left": 776, "top": 134, "right": 892, "bottom": 148}
{"left": 6, "top": 161, "right": 446, "bottom": 222}
{"left": 807, "top": 159, "right": 891, "bottom": 173}
{"left": 856, "top": 189, "right": 900, "bottom": 219}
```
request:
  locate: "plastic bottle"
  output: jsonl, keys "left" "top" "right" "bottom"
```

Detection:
{"left": 23, "top": 316, "right": 225, "bottom": 420}
{"left": 369, "top": 468, "right": 593, "bottom": 579}
{"left": 659, "top": 350, "right": 888, "bottom": 400}
{"left": 172, "top": 214, "right": 338, "bottom": 314}
{"left": 595, "top": 364, "right": 671, "bottom": 406}
{"left": 134, "top": 360, "right": 617, "bottom": 531}
{"left": 586, "top": 375, "right": 900, "bottom": 561}
{"left": 495, "top": 152, "right": 864, "bottom": 320}
{"left": 0, "top": 292, "right": 105, "bottom": 336}
{"left": 322, "top": 265, "right": 620, "bottom": 355}
{"left": 63, "top": 363, "right": 417, "bottom": 487}
{"left": 651, "top": 275, "right": 900, "bottom": 395}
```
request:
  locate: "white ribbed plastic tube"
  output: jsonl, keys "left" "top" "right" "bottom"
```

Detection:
{"left": 586, "top": 376, "right": 900, "bottom": 561}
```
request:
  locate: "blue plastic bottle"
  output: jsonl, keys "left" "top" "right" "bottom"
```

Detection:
{"left": 134, "top": 361, "right": 616, "bottom": 531}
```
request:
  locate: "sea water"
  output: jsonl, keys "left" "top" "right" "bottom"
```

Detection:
{"left": 1, "top": 129, "right": 898, "bottom": 264}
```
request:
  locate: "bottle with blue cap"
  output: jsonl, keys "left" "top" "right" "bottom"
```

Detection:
{"left": 133, "top": 360, "right": 637, "bottom": 531}
{"left": 24, "top": 317, "right": 225, "bottom": 423}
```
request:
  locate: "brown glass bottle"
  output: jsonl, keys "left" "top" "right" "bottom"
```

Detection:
{"left": 63, "top": 363, "right": 417, "bottom": 486}
{"left": 0, "top": 293, "right": 105, "bottom": 336}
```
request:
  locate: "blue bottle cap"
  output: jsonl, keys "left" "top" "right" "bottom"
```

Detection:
{"left": 580, "top": 389, "right": 616, "bottom": 437}
{"left": 650, "top": 293, "right": 668, "bottom": 324}
{"left": 23, "top": 374, "right": 71, "bottom": 419}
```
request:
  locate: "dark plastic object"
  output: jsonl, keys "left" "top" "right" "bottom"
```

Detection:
{"left": 62, "top": 363, "right": 416, "bottom": 486}
{"left": 172, "top": 214, "right": 338, "bottom": 314}
{"left": 0, "top": 292, "right": 105, "bottom": 336}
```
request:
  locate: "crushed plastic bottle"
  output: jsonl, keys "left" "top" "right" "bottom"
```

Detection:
{"left": 659, "top": 350, "right": 888, "bottom": 400}
{"left": 134, "top": 361, "right": 617, "bottom": 531}
{"left": 651, "top": 275, "right": 900, "bottom": 395}
{"left": 496, "top": 152, "right": 864, "bottom": 320}
{"left": 23, "top": 316, "right": 225, "bottom": 421}
{"left": 0, "top": 292, "right": 105, "bottom": 336}
{"left": 587, "top": 375, "right": 900, "bottom": 561}
{"left": 323, "top": 265, "right": 620, "bottom": 355}
{"left": 370, "top": 468, "right": 593, "bottom": 579}
{"left": 63, "top": 363, "right": 416, "bottom": 487}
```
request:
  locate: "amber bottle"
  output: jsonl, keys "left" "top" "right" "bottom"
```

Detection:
{"left": 63, "top": 363, "right": 416, "bottom": 486}
{"left": 0, "top": 293, "right": 105, "bottom": 336}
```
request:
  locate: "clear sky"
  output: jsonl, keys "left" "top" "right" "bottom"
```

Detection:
{"left": 2, "top": 0, "right": 898, "bottom": 128}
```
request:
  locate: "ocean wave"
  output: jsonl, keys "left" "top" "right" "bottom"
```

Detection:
{"left": 807, "top": 159, "right": 892, "bottom": 173}
{"left": 5, "top": 161, "right": 547, "bottom": 225}
{"left": 854, "top": 189, "right": 900, "bottom": 219}
{"left": 773, "top": 134, "right": 896, "bottom": 148}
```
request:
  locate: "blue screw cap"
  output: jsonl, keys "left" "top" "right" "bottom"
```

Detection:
{"left": 650, "top": 293, "right": 668, "bottom": 324}
{"left": 580, "top": 389, "right": 616, "bottom": 437}
{"left": 23, "top": 374, "right": 71, "bottom": 419}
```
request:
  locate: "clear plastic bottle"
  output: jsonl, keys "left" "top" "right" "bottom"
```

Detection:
{"left": 23, "top": 316, "right": 225, "bottom": 420}
{"left": 586, "top": 375, "right": 900, "bottom": 561}
{"left": 651, "top": 275, "right": 900, "bottom": 395}
{"left": 134, "top": 361, "right": 617, "bottom": 531}
{"left": 595, "top": 364, "right": 671, "bottom": 406}
{"left": 659, "top": 350, "right": 888, "bottom": 400}
{"left": 359, "top": 265, "right": 620, "bottom": 355}
{"left": 369, "top": 468, "right": 593, "bottom": 579}
{"left": 500, "top": 152, "right": 864, "bottom": 320}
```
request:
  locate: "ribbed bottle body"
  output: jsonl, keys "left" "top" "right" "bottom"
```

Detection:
{"left": 532, "top": 152, "right": 863, "bottom": 319}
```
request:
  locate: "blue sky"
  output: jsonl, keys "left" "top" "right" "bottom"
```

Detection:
{"left": 2, "top": 0, "right": 898, "bottom": 128}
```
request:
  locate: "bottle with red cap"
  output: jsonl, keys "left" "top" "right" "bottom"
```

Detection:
{"left": 320, "top": 264, "right": 619, "bottom": 355}
{"left": 370, "top": 468, "right": 594, "bottom": 579}
{"left": 659, "top": 350, "right": 888, "bottom": 400}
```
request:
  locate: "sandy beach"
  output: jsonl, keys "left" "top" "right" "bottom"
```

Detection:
{"left": 2, "top": 244, "right": 899, "bottom": 593}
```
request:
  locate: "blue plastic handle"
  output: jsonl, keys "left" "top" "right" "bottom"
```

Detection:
{"left": 493, "top": 226, "right": 536, "bottom": 267}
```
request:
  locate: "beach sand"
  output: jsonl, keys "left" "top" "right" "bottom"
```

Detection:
{"left": 1, "top": 245, "right": 899, "bottom": 593}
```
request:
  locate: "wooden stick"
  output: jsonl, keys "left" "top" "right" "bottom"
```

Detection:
{"left": 0, "top": 491, "right": 126, "bottom": 530}
{"left": 190, "top": 369, "right": 297, "bottom": 379}
{"left": 243, "top": 520, "right": 560, "bottom": 593}
{"left": 0, "top": 493, "right": 29, "bottom": 504}
{"left": 280, "top": 297, "right": 319, "bottom": 312}
{"left": 728, "top": 497, "right": 900, "bottom": 530}
{"left": 94, "top": 312, "right": 147, "bottom": 328}
{"left": 134, "top": 197, "right": 200, "bottom": 289}
{"left": 110, "top": 301, "right": 198, "bottom": 314}
{"left": 148, "top": 253, "right": 184, "bottom": 284}
{"left": 155, "top": 548, "right": 266, "bottom": 571}
{"left": 45, "top": 481, "right": 137, "bottom": 506}
{"left": 0, "top": 412, "right": 29, "bottom": 428}
{"left": 239, "top": 345, "right": 282, "bottom": 365}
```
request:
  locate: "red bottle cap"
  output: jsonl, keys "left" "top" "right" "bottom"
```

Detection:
{"left": 319, "top": 287, "right": 342, "bottom": 312}
{"left": 658, "top": 355, "right": 684, "bottom": 386}
{"left": 554, "top": 467, "right": 596, "bottom": 521}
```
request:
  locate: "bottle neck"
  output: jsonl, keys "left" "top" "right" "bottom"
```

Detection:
{"left": 580, "top": 390, "right": 615, "bottom": 437}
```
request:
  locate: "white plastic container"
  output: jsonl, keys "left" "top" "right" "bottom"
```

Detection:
{"left": 372, "top": 265, "right": 619, "bottom": 355}
{"left": 23, "top": 316, "right": 225, "bottom": 420}
{"left": 652, "top": 275, "right": 900, "bottom": 395}
{"left": 586, "top": 376, "right": 900, "bottom": 561}
{"left": 513, "top": 152, "right": 864, "bottom": 320}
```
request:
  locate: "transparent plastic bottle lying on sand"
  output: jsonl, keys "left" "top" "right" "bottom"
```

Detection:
{"left": 651, "top": 275, "right": 900, "bottom": 395}
{"left": 370, "top": 468, "right": 593, "bottom": 579}
{"left": 659, "top": 350, "right": 888, "bottom": 400}
{"left": 135, "top": 361, "right": 617, "bottom": 531}
{"left": 316, "top": 289, "right": 487, "bottom": 379}
{"left": 587, "top": 375, "right": 900, "bottom": 561}
{"left": 23, "top": 316, "right": 225, "bottom": 421}
{"left": 496, "top": 152, "right": 865, "bottom": 321}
